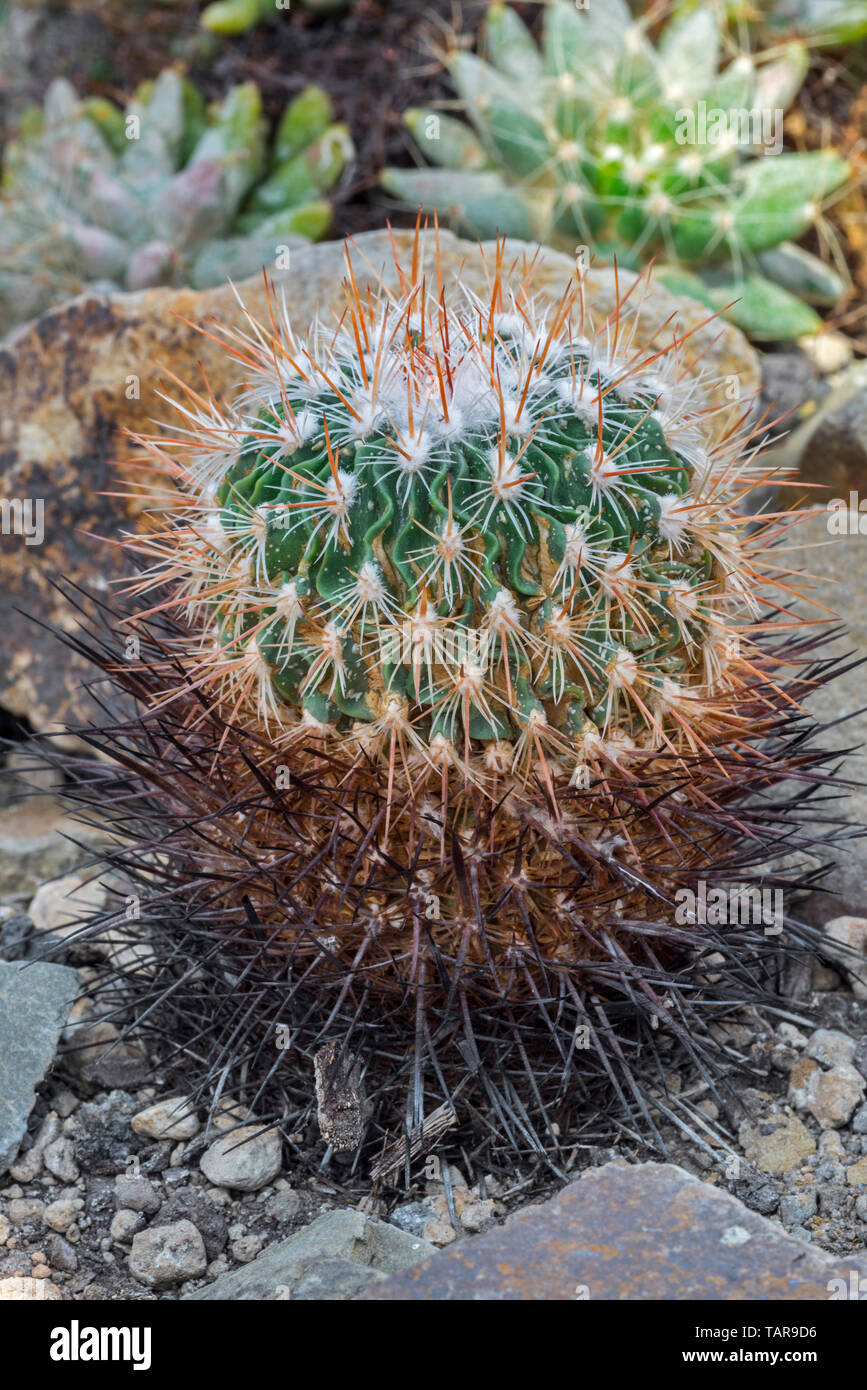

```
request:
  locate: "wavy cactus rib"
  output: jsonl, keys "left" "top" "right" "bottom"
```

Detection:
{"left": 0, "top": 70, "right": 353, "bottom": 334}
{"left": 383, "top": 0, "right": 851, "bottom": 340}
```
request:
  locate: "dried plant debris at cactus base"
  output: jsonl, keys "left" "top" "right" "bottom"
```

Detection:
{"left": 0, "top": 71, "right": 353, "bottom": 335}
{"left": 384, "top": 0, "right": 852, "bottom": 340}
{"left": 41, "top": 229, "right": 860, "bottom": 1176}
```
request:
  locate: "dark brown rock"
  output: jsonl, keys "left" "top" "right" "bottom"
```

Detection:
{"left": 360, "top": 1161, "right": 867, "bottom": 1300}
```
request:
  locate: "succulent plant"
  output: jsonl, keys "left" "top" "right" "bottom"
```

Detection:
{"left": 200, "top": 0, "right": 350, "bottom": 33}
{"left": 40, "top": 230, "right": 849, "bottom": 1162}
{"left": 383, "top": 0, "right": 851, "bottom": 340}
{"left": 0, "top": 70, "right": 353, "bottom": 334}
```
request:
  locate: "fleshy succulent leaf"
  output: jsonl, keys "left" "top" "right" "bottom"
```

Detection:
{"left": 0, "top": 75, "right": 353, "bottom": 334}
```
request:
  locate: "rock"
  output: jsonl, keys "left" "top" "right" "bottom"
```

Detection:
{"left": 0, "top": 958, "right": 77, "bottom": 1174}
{"left": 42, "top": 1136, "right": 79, "bottom": 1184}
{"left": 812, "top": 962, "right": 842, "bottom": 991}
{"left": 0, "top": 913, "right": 33, "bottom": 963}
{"left": 28, "top": 871, "right": 106, "bottom": 949}
{"left": 199, "top": 1125, "right": 282, "bottom": 1192}
{"left": 822, "top": 917, "right": 867, "bottom": 999}
{"left": 787, "top": 360, "right": 867, "bottom": 495}
{"left": 64, "top": 1092, "right": 140, "bottom": 1176}
{"left": 0, "top": 229, "right": 758, "bottom": 736}
{"left": 44, "top": 1197, "right": 83, "bottom": 1234}
{"left": 758, "top": 348, "right": 827, "bottom": 446}
{"left": 131, "top": 1097, "right": 200, "bottom": 1142}
{"left": 44, "top": 1234, "right": 77, "bottom": 1273}
{"left": 806, "top": 1029, "right": 857, "bottom": 1068}
{"left": 779, "top": 1191, "right": 817, "bottom": 1227}
{"left": 804, "top": 1064, "right": 865, "bottom": 1129}
{"left": 780, "top": 509, "right": 867, "bottom": 922}
{"left": 852, "top": 1104, "right": 867, "bottom": 1135}
{"left": 128, "top": 1220, "right": 207, "bottom": 1288}
{"left": 738, "top": 1113, "right": 816, "bottom": 1174}
{"left": 9, "top": 1111, "right": 59, "bottom": 1183}
{"left": 459, "top": 1199, "right": 496, "bottom": 1232}
{"left": 230, "top": 1234, "right": 265, "bottom": 1263}
{"left": 789, "top": 1056, "right": 821, "bottom": 1108}
{"left": 777, "top": 1023, "right": 809, "bottom": 1049}
{"left": 819, "top": 1128, "right": 846, "bottom": 1159}
{"left": 109, "top": 1210, "right": 145, "bottom": 1244}
{"left": 0, "top": 1276, "right": 62, "bottom": 1300}
{"left": 263, "top": 1187, "right": 301, "bottom": 1223}
{"left": 798, "top": 330, "right": 853, "bottom": 376}
{"left": 360, "top": 1161, "right": 867, "bottom": 1301}
{"left": 155, "top": 1191, "right": 228, "bottom": 1261}
{"left": 7, "top": 1198, "right": 44, "bottom": 1224}
{"left": 847, "top": 1157, "right": 867, "bottom": 1186}
{"left": 184, "top": 1209, "right": 434, "bottom": 1301}
{"left": 294, "top": 1260, "right": 387, "bottom": 1300}
{"left": 62, "top": 1019, "right": 149, "bottom": 1089}
{"left": 113, "top": 1175, "right": 160, "bottom": 1216}
{"left": 0, "top": 786, "right": 104, "bottom": 900}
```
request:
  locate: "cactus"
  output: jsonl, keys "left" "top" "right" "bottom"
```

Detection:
{"left": 383, "top": 0, "right": 851, "bottom": 340}
{"left": 28, "top": 227, "right": 842, "bottom": 1158}
{"left": 0, "top": 70, "right": 353, "bottom": 334}
{"left": 133, "top": 245, "right": 744, "bottom": 766}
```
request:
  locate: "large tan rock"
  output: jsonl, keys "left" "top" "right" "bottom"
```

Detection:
{"left": 0, "top": 228, "right": 759, "bottom": 734}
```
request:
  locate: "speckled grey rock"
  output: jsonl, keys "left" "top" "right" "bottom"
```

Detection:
{"left": 0, "top": 958, "right": 77, "bottom": 1174}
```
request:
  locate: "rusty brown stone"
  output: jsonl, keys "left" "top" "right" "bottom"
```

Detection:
{"left": 359, "top": 1161, "right": 867, "bottom": 1300}
{"left": 0, "top": 229, "right": 758, "bottom": 735}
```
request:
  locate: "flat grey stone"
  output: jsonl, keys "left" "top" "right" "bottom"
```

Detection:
{"left": 0, "top": 958, "right": 77, "bottom": 1174}
{"left": 184, "top": 1208, "right": 433, "bottom": 1301}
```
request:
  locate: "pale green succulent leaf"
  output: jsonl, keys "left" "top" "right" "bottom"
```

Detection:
{"left": 482, "top": 4, "right": 544, "bottom": 82}
{"left": 734, "top": 150, "right": 850, "bottom": 203}
{"left": 485, "top": 101, "right": 552, "bottom": 180}
{"left": 381, "top": 166, "right": 537, "bottom": 241}
{"left": 542, "top": 0, "right": 632, "bottom": 79}
{"left": 448, "top": 54, "right": 533, "bottom": 144}
{"left": 404, "top": 109, "right": 489, "bottom": 171}
{"left": 657, "top": 8, "right": 721, "bottom": 105}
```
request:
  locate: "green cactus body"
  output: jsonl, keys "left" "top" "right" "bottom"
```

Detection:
{"left": 383, "top": 0, "right": 850, "bottom": 340}
{"left": 0, "top": 72, "right": 353, "bottom": 334}
{"left": 148, "top": 254, "right": 752, "bottom": 789}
